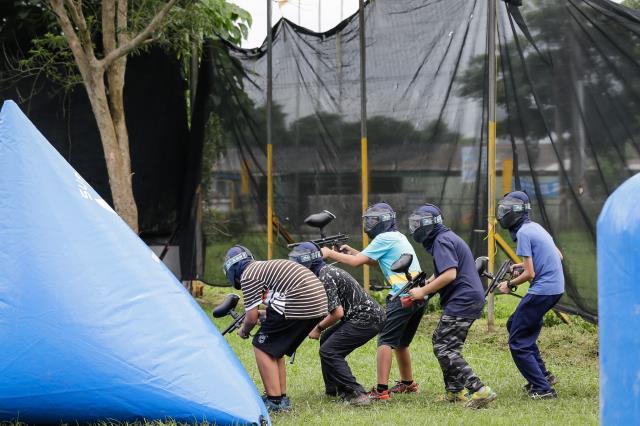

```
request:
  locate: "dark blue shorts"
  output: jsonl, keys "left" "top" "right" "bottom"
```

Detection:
{"left": 378, "top": 296, "right": 426, "bottom": 349}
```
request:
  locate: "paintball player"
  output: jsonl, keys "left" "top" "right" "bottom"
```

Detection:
{"left": 288, "top": 242, "right": 385, "bottom": 406}
{"left": 496, "top": 191, "right": 564, "bottom": 400}
{"left": 222, "top": 245, "right": 328, "bottom": 412}
{"left": 321, "top": 202, "right": 424, "bottom": 400}
{"left": 406, "top": 203, "right": 496, "bottom": 408}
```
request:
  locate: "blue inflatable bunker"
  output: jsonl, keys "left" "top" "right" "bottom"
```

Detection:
{"left": 598, "top": 173, "right": 640, "bottom": 425}
{"left": 0, "top": 101, "right": 269, "bottom": 425}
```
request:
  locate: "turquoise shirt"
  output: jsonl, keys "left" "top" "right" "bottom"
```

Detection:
{"left": 361, "top": 231, "right": 422, "bottom": 296}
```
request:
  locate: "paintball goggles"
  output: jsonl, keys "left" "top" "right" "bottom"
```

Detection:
{"left": 288, "top": 210, "right": 349, "bottom": 250}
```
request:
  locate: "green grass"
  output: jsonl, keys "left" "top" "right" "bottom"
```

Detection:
{"left": 198, "top": 286, "right": 599, "bottom": 426}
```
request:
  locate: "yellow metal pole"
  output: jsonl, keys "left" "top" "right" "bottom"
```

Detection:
{"left": 362, "top": 137, "right": 369, "bottom": 291}
{"left": 359, "top": 0, "right": 369, "bottom": 292}
{"left": 502, "top": 158, "right": 513, "bottom": 196}
{"left": 487, "top": 0, "right": 497, "bottom": 331}
{"left": 267, "top": 143, "right": 273, "bottom": 259}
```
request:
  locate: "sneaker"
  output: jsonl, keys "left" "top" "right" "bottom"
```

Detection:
{"left": 261, "top": 395, "right": 288, "bottom": 413}
{"left": 281, "top": 395, "right": 291, "bottom": 411}
{"left": 389, "top": 380, "right": 420, "bottom": 394}
{"left": 523, "top": 372, "right": 558, "bottom": 393}
{"left": 464, "top": 386, "right": 497, "bottom": 409}
{"left": 529, "top": 388, "right": 558, "bottom": 400}
{"left": 367, "top": 387, "right": 391, "bottom": 401}
{"left": 343, "top": 392, "right": 371, "bottom": 407}
{"left": 445, "top": 390, "right": 471, "bottom": 403}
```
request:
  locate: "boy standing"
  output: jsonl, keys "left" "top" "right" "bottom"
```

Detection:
{"left": 289, "top": 242, "right": 385, "bottom": 406}
{"left": 222, "top": 245, "right": 328, "bottom": 412}
{"left": 406, "top": 203, "right": 496, "bottom": 408}
{"left": 496, "top": 191, "right": 564, "bottom": 399}
{"left": 321, "top": 202, "right": 424, "bottom": 400}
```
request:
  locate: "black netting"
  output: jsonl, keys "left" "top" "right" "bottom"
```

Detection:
{"left": 194, "top": 0, "right": 640, "bottom": 322}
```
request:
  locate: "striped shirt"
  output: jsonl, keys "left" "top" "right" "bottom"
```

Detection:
{"left": 240, "top": 259, "right": 328, "bottom": 319}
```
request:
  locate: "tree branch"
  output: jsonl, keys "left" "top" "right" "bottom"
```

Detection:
{"left": 49, "top": 0, "right": 91, "bottom": 76}
{"left": 62, "top": 0, "right": 95, "bottom": 58}
{"left": 102, "top": 0, "right": 116, "bottom": 55}
{"left": 101, "top": 0, "right": 177, "bottom": 68}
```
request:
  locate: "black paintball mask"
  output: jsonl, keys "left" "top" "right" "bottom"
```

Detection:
{"left": 497, "top": 194, "right": 531, "bottom": 230}
{"left": 362, "top": 203, "right": 397, "bottom": 239}
{"left": 222, "top": 245, "right": 254, "bottom": 290}
{"left": 409, "top": 205, "right": 443, "bottom": 244}
{"left": 288, "top": 242, "right": 324, "bottom": 276}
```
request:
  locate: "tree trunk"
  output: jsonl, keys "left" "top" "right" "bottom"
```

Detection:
{"left": 84, "top": 65, "right": 139, "bottom": 233}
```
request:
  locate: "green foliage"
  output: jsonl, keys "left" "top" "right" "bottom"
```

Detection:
{"left": 202, "top": 208, "right": 247, "bottom": 243}
{"left": 622, "top": 0, "right": 640, "bottom": 9}
{"left": 17, "top": 32, "right": 82, "bottom": 90}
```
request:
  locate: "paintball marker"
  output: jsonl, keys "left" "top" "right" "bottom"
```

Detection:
{"left": 212, "top": 294, "right": 246, "bottom": 336}
{"left": 389, "top": 253, "right": 428, "bottom": 304}
{"left": 475, "top": 256, "right": 522, "bottom": 298}
{"left": 288, "top": 210, "right": 349, "bottom": 250}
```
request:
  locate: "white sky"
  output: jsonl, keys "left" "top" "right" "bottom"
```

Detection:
{"left": 231, "top": 0, "right": 627, "bottom": 49}
{"left": 230, "top": 0, "right": 360, "bottom": 48}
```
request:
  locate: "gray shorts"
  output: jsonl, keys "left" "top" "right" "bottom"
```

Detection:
{"left": 377, "top": 295, "right": 426, "bottom": 349}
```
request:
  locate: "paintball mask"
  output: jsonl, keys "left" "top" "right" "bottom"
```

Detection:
{"left": 363, "top": 203, "right": 396, "bottom": 239}
{"left": 497, "top": 195, "right": 531, "bottom": 230}
{"left": 288, "top": 242, "right": 323, "bottom": 268}
{"left": 222, "top": 245, "right": 254, "bottom": 290}
{"left": 409, "top": 212, "right": 443, "bottom": 244}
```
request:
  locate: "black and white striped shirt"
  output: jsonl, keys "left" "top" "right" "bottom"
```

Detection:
{"left": 240, "top": 260, "right": 328, "bottom": 319}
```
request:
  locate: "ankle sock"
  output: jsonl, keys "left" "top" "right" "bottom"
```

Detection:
{"left": 376, "top": 384, "right": 388, "bottom": 392}
{"left": 401, "top": 380, "right": 413, "bottom": 385}
{"left": 267, "top": 395, "right": 282, "bottom": 404}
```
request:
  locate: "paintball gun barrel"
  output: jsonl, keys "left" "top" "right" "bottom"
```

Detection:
{"left": 475, "top": 256, "right": 521, "bottom": 298}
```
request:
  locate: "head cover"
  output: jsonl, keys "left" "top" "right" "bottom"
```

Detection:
{"left": 363, "top": 202, "right": 397, "bottom": 239}
{"left": 409, "top": 204, "right": 443, "bottom": 244}
{"left": 288, "top": 242, "right": 325, "bottom": 276}
{"left": 222, "top": 245, "right": 254, "bottom": 289}
{"left": 497, "top": 191, "right": 531, "bottom": 239}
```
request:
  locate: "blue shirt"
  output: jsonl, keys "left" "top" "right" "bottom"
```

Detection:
{"left": 431, "top": 230, "right": 485, "bottom": 319}
{"left": 360, "top": 231, "right": 422, "bottom": 296}
{"left": 516, "top": 222, "right": 565, "bottom": 296}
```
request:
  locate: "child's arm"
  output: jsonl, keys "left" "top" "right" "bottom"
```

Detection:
{"left": 408, "top": 268, "right": 456, "bottom": 300}
{"left": 238, "top": 307, "right": 259, "bottom": 338}
{"left": 498, "top": 256, "right": 535, "bottom": 293}
{"left": 308, "top": 306, "right": 344, "bottom": 339}
{"left": 321, "top": 247, "right": 377, "bottom": 267}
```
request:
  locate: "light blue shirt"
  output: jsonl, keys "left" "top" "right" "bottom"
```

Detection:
{"left": 516, "top": 222, "right": 565, "bottom": 296}
{"left": 361, "top": 231, "right": 422, "bottom": 296}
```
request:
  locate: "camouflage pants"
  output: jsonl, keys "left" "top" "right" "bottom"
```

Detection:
{"left": 432, "top": 315, "right": 484, "bottom": 393}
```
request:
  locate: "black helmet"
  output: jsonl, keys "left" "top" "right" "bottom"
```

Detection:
{"left": 497, "top": 191, "right": 531, "bottom": 230}
{"left": 222, "top": 245, "right": 254, "bottom": 290}
{"left": 288, "top": 242, "right": 323, "bottom": 268}
{"left": 363, "top": 202, "right": 396, "bottom": 239}
{"left": 408, "top": 204, "right": 443, "bottom": 244}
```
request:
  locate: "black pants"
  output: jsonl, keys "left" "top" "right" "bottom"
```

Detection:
{"left": 320, "top": 321, "right": 382, "bottom": 396}
{"left": 432, "top": 315, "right": 484, "bottom": 393}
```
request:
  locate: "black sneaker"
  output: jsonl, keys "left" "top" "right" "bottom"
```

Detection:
{"left": 523, "top": 372, "right": 557, "bottom": 392}
{"left": 529, "top": 388, "right": 558, "bottom": 400}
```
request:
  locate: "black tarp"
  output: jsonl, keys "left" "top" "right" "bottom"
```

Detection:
{"left": 194, "top": 0, "right": 640, "bottom": 322}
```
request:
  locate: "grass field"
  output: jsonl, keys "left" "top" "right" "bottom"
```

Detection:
{"left": 198, "top": 286, "right": 599, "bottom": 426}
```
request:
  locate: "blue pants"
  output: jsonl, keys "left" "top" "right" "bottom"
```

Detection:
{"left": 506, "top": 293, "right": 563, "bottom": 392}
